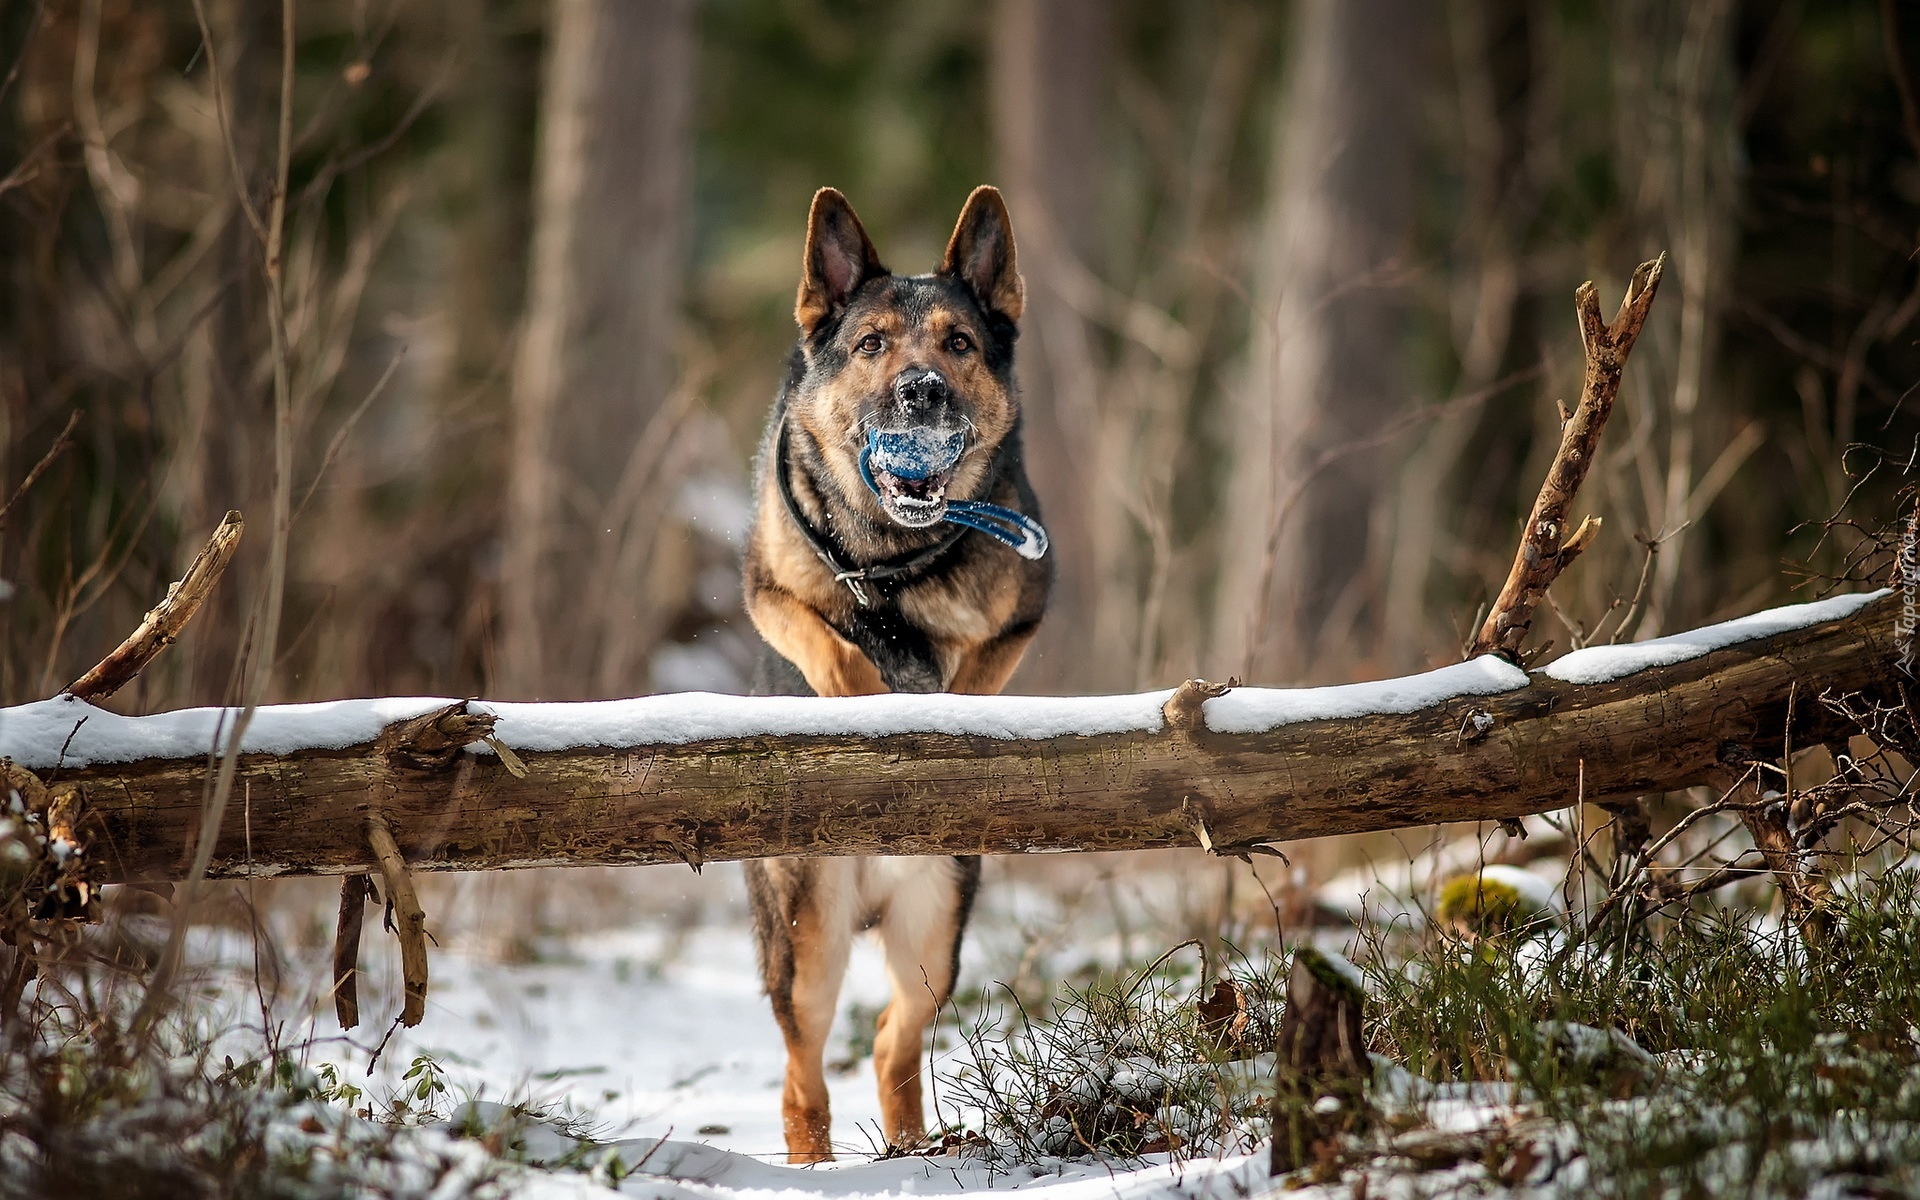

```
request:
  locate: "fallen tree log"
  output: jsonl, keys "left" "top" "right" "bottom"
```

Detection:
{"left": 0, "top": 589, "right": 1894, "bottom": 884}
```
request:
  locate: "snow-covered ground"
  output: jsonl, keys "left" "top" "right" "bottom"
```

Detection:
{"left": 201, "top": 859, "right": 1315, "bottom": 1197}
{"left": 309, "top": 873, "right": 944, "bottom": 1161}
{"left": 104, "top": 845, "right": 1920, "bottom": 1199}
{"left": 519, "top": 1140, "right": 1281, "bottom": 1200}
{"left": 212, "top": 862, "right": 1530, "bottom": 1200}
{"left": 198, "top": 856, "right": 1259, "bottom": 1175}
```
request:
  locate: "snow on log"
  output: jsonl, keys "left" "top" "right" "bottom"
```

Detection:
{"left": 0, "top": 590, "right": 1895, "bottom": 884}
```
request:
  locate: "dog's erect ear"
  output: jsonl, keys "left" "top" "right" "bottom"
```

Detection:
{"left": 940, "top": 186, "right": 1024, "bottom": 323}
{"left": 796, "top": 188, "right": 885, "bottom": 333}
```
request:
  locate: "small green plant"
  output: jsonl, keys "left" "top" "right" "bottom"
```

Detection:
{"left": 390, "top": 1052, "right": 452, "bottom": 1124}
{"left": 1358, "top": 864, "right": 1920, "bottom": 1196}
{"left": 0, "top": 993, "right": 501, "bottom": 1199}
{"left": 938, "top": 858, "right": 1920, "bottom": 1196}
{"left": 315, "top": 1062, "right": 365, "bottom": 1115}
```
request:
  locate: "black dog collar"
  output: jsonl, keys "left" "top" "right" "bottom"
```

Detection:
{"left": 775, "top": 418, "right": 972, "bottom": 608}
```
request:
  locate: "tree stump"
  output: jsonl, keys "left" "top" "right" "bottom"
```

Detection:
{"left": 1270, "top": 946, "right": 1371, "bottom": 1176}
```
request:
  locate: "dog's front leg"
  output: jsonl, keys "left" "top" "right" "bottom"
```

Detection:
{"left": 746, "top": 585, "right": 887, "bottom": 697}
{"left": 948, "top": 624, "right": 1038, "bottom": 695}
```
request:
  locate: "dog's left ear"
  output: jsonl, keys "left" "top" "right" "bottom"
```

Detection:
{"left": 941, "top": 186, "right": 1025, "bottom": 323}
{"left": 797, "top": 188, "right": 886, "bottom": 333}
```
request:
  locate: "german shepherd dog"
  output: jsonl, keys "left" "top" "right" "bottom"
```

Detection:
{"left": 741, "top": 186, "right": 1051, "bottom": 1163}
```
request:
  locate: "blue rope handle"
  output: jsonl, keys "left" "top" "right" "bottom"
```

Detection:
{"left": 859, "top": 430, "right": 1049, "bottom": 562}
{"left": 944, "top": 499, "right": 1050, "bottom": 561}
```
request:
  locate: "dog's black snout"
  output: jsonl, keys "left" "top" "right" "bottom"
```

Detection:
{"left": 893, "top": 369, "right": 950, "bottom": 413}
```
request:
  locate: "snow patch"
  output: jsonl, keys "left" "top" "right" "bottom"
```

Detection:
{"left": 0, "top": 662, "right": 1531, "bottom": 769}
{"left": 0, "top": 694, "right": 454, "bottom": 770}
{"left": 0, "top": 692, "right": 1178, "bottom": 769}
{"left": 1541, "top": 590, "right": 1886, "bottom": 685}
{"left": 1476, "top": 863, "right": 1564, "bottom": 913}
{"left": 477, "top": 690, "right": 1178, "bottom": 755}
{"left": 1204, "top": 655, "right": 1529, "bottom": 734}
{"left": 1313, "top": 948, "right": 1366, "bottom": 993}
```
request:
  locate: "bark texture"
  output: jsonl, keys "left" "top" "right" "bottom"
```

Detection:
{"left": 30, "top": 592, "right": 1899, "bottom": 884}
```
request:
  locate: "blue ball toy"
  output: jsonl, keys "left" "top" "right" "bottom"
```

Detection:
{"left": 863, "top": 427, "right": 966, "bottom": 481}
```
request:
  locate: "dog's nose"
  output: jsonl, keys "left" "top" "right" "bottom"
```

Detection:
{"left": 893, "top": 369, "right": 949, "bottom": 413}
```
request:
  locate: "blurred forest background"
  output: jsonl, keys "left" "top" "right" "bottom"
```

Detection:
{"left": 1, "top": 0, "right": 1916, "bottom": 715}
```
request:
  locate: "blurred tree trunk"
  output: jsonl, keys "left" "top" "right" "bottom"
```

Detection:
{"left": 176, "top": 0, "right": 277, "bottom": 704}
{"left": 500, "top": 0, "right": 695, "bottom": 700}
{"left": 1214, "top": 0, "right": 1428, "bottom": 683}
{"left": 989, "top": 0, "right": 1111, "bottom": 690}
{"left": 1381, "top": 0, "right": 1534, "bottom": 668}
{"left": 1614, "top": 0, "right": 1738, "bottom": 638}
{"left": 297, "top": 0, "right": 527, "bottom": 702}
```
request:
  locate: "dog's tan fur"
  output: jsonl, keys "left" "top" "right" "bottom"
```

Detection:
{"left": 742, "top": 187, "right": 1049, "bottom": 1162}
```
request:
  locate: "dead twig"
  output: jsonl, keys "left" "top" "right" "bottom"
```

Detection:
{"left": 0, "top": 410, "right": 80, "bottom": 532}
{"left": 331, "top": 874, "right": 371, "bottom": 1029}
{"left": 64, "top": 511, "right": 244, "bottom": 702}
{"left": 0, "top": 120, "right": 71, "bottom": 201}
{"left": 1473, "top": 255, "right": 1667, "bottom": 661}
{"left": 365, "top": 814, "right": 428, "bottom": 1026}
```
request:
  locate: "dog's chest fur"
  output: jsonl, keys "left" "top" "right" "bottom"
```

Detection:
{"left": 749, "top": 532, "right": 1024, "bottom": 694}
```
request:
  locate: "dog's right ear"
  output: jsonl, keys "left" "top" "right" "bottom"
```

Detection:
{"left": 796, "top": 188, "right": 885, "bottom": 334}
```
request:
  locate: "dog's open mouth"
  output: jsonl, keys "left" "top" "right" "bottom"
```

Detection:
{"left": 863, "top": 425, "right": 965, "bottom": 528}
{"left": 872, "top": 467, "right": 954, "bottom": 527}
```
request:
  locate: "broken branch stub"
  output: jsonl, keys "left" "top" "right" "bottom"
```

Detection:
{"left": 1270, "top": 946, "right": 1370, "bottom": 1176}
{"left": 378, "top": 700, "right": 498, "bottom": 771}
{"left": 1474, "top": 255, "right": 1665, "bottom": 662}
{"left": 336, "top": 700, "right": 496, "bottom": 1029}
{"left": 332, "top": 874, "right": 371, "bottom": 1030}
{"left": 1163, "top": 678, "right": 1234, "bottom": 733}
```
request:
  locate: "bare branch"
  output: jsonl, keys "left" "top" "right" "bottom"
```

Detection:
{"left": 1474, "top": 254, "right": 1667, "bottom": 661}
{"left": 331, "top": 875, "right": 369, "bottom": 1030}
{"left": 64, "top": 511, "right": 245, "bottom": 702}
{"left": 366, "top": 814, "right": 429, "bottom": 1027}
{"left": 0, "top": 410, "right": 80, "bottom": 532}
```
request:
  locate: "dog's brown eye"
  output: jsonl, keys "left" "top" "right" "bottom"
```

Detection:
{"left": 856, "top": 333, "right": 884, "bottom": 355}
{"left": 947, "top": 332, "right": 973, "bottom": 354}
